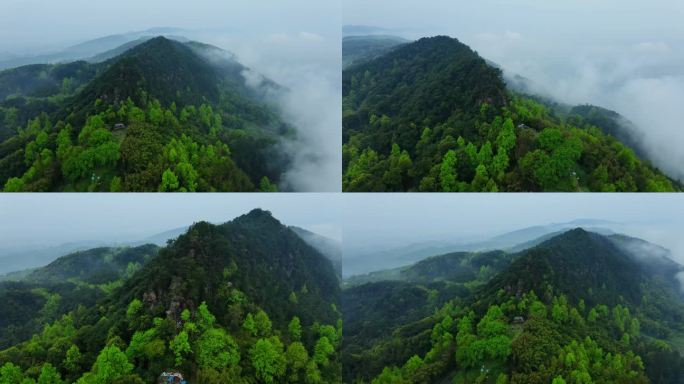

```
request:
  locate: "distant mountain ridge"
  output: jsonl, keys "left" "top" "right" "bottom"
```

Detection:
{"left": 0, "top": 27, "right": 186, "bottom": 70}
{"left": 343, "top": 219, "right": 616, "bottom": 278}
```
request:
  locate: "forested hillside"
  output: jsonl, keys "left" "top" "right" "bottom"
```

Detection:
{"left": 343, "top": 229, "right": 684, "bottom": 383}
{"left": 342, "top": 36, "right": 681, "bottom": 192}
{"left": 0, "top": 209, "right": 342, "bottom": 383}
{"left": 0, "top": 36, "right": 294, "bottom": 192}
{"left": 0, "top": 245, "right": 158, "bottom": 350}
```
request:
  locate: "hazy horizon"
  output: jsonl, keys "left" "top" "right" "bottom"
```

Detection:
{"left": 0, "top": 194, "right": 342, "bottom": 252}
{"left": 0, "top": 0, "right": 339, "bottom": 53}
{"left": 344, "top": 0, "right": 684, "bottom": 182}
{"left": 341, "top": 194, "right": 684, "bottom": 267}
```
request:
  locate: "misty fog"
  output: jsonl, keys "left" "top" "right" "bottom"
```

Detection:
{"left": 344, "top": 0, "right": 684, "bottom": 182}
{"left": 0, "top": 0, "right": 341, "bottom": 191}
{"left": 185, "top": 29, "right": 342, "bottom": 191}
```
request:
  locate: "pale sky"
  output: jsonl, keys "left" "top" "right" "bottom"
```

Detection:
{"left": 0, "top": 0, "right": 340, "bottom": 52}
{"left": 0, "top": 193, "right": 342, "bottom": 248}
{"left": 1, "top": 193, "right": 683, "bottom": 266}
{"left": 344, "top": 0, "right": 684, "bottom": 43}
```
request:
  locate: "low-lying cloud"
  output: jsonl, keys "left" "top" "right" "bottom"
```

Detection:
{"left": 470, "top": 32, "right": 684, "bottom": 181}
{"left": 198, "top": 31, "right": 341, "bottom": 192}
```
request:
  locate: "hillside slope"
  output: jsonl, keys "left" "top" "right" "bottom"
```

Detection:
{"left": 343, "top": 229, "right": 684, "bottom": 383}
{"left": 0, "top": 245, "right": 158, "bottom": 350}
{"left": 0, "top": 210, "right": 341, "bottom": 383}
{"left": 342, "top": 35, "right": 681, "bottom": 192}
{"left": 0, "top": 36, "right": 295, "bottom": 192}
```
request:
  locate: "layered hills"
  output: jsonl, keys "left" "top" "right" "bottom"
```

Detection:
{"left": 343, "top": 228, "right": 684, "bottom": 383}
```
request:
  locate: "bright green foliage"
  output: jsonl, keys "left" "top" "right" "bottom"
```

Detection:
{"left": 126, "top": 299, "right": 143, "bottom": 320}
{"left": 313, "top": 337, "right": 335, "bottom": 366}
{"left": 551, "top": 296, "right": 569, "bottom": 323}
{"left": 260, "top": 176, "right": 278, "bottom": 192}
{"left": 64, "top": 345, "right": 82, "bottom": 373}
{"left": 169, "top": 331, "right": 191, "bottom": 366}
{"left": 3, "top": 177, "right": 24, "bottom": 192}
{"left": 289, "top": 316, "right": 302, "bottom": 341}
{"left": 439, "top": 150, "right": 458, "bottom": 192}
{"left": 285, "top": 342, "right": 309, "bottom": 381}
{"left": 243, "top": 313, "right": 257, "bottom": 336}
{"left": 0, "top": 362, "right": 24, "bottom": 384}
{"left": 402, "top": 355, "right": 423, "bottom": 377}
{"left": 305, "top": 360, "right": 322, "bottom": 384}
{"left": 348, "top": 227, "right": 684, "bottom": 384}
{"left": 382, "top": 143, "right": 413, "bottom": 191}
{"left": 197, "top": 301, "right": 216, "bottom": 330}
{"left": 250, "top": 338, "right": 286, "bottom": 384}
{"left": 254, "top": 310, "right": 272, "bottom": 337}
{"left": 319, "top": 325, "right": 339, "bottom": 346}
{"left": 470, "top": 306, "right": 512, "bottom": 362}
{"left": 80, "top": 345, "right": 133, "bottom": 384}
{"left": 550, "top": 337, "right": 646, "bottom": 382}
{"left": 455, "top": 313, "right": 477, "bottom": 368}
{"left": 196, "top": 328, "right": 240, "bottom": 370}
{"left": 528, "top": 300, "right": 548, "bottom": 319}
{"left": 587, "top": 308, "right": 598, "bottom": 323}
{"left": 159, "top": 169, "right": 180, "bottom": 191}
{"left": 37, "top": 363, "right": 62, "bottom": 384}
{"left": 471, "top": 164, "right": 496, "bottom": 191}
{"left": 372, "top": 367, "right": 402, "bottom": 384}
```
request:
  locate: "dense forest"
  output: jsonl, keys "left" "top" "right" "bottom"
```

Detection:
{"left": 0, "top": 36, "right": 293, "bottom": 192}
{"left": 342, "top": 36, "right": 682, "bottom": 192}
{"left": 343, "top": 229, "right": 684, "bottom": 383}
{"left": 0, "top": 209, "right": 342, "bottom": 383}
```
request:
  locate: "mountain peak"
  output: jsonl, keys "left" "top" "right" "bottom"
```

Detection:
{"left": 563, "top": 227, "right": 590, "bottom": 235}
{"left": 541, "top": 227, "right": 596, "bottom": 245}
{"left": 230, "top": 208, "right": 282, "bottom": 228}
{"left": 120, "top": 35, "right": 192, "bottom": 60}
{"left": 418, "top": 35, "right": 457, "bottom": 43}
{"left": 245, "top": 208, "right": 274, "bottom": 219}
{"left": 133, "top": 35, "right": 174, "bottom": 48}
{"left": 481, "top": 227, "right": 645, "bottom": 307}
{"left": 67, "top": 34, "right": 220, "bottom": 117}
